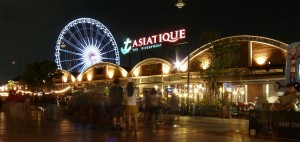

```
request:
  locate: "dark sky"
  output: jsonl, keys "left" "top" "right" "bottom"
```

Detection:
{"left": 0, "top": 0, "right": 299, "bottom": 82}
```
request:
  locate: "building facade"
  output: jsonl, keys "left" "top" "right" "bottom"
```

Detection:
{"left": 53, "top": 35, "right": 288, "bottom": 104}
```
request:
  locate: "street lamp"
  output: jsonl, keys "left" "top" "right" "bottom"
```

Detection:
{"left": 175, "top": 0, "right": 190, "bottom": 115}
{"left": 175, "top": 0, "right": 186, "bottom": 9}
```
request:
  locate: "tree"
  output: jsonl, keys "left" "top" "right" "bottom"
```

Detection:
{"left": 197, "top": 31, "right": 239, "bottom": 97}
{"left": 21, "top": 60, "right": 62, "bottom": 92}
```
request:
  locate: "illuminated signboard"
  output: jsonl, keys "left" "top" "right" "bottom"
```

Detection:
{"left": 121, "top": 29, "right": 186, "bottom": 55}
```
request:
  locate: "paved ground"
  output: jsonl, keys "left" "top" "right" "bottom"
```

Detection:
{"left": 0, "top": 111, "right": 298, "bottom": 142}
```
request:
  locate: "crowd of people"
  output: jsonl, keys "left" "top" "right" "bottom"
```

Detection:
{"left": 6, "top": 78, "right": 300, "bottom": 132}
{"left": 109, "top": 79, "right": 163, "bottom": 132}
{"left": 0, "top": 79, "right": 165, "bottom": 133}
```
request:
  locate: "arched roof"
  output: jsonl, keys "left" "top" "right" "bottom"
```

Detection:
{"left": 60, "top": 69, "right": 74, "bottom": 77}
{"left": 181, "top": 35, "right": 288, "bottom": 66}
{"left": 130, "top": 58, "right": 172, "bottom": 75}
{"left": 79, "top": 62, "right": 128, "bottom": 77}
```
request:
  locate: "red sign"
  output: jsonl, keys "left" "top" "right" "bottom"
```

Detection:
{"left": 132, "top": 29, "right": 186, "bottom": 48}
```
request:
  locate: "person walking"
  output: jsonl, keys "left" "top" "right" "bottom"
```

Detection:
{"left": 109, "top": 79, "right": 124, "bottom": 130}
{"left": 148, "top": 88, "right": 161, "bottom": 125}
{"left": 125, "top": 81, "right": 138, "bottom": 131}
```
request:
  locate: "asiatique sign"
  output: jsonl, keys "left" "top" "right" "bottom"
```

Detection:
{"left": 121, "top": 29, "right": 186, "bottom": 55}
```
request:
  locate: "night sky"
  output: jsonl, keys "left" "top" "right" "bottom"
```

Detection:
{"left": 0, "top": 0, "right": 299, "bottom": 82}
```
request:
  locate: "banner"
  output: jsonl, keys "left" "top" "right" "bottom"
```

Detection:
{"left": 285, "top": 42, "right": 300, "bottom": 84}
{"left": 249, "top": 110, "right": 300, "bottom": 139}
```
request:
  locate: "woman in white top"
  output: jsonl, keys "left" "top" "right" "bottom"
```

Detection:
{"left": 125, "top": 82, "right": 138, "bottom": 131}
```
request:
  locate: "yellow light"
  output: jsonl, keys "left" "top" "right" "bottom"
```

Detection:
{"left": 201, "top": 60, "right": 210, "bottom": 70}
{"left": 71, "top": 76, "right": 76, "bottom": 82}
{"left": 256, "top": 56, "right": 267, "bottom": 65}
{"left": 173, "top": 88, "right": 178, "bottom": 93}
{"left": 17, "top": 90, "right": 33, "bottom": 94}
{"left": 194, "top": 88, "right": 198, "bottom": 93}
{"left": 53, "top": 86, "right": 71, "bottom": 94}
{"left": 133, "top": 69, "right": 139, "bottom": 76}
{"left": 163, "top": 64, "right": 170, "bottom": 74}
{"left": 0, "top": 92, "right": 8, "bottom": 96}
{"left": 183, "top": 93, "right": 187, "bottom": 98}
{"left": 154, "top": 85, "right": 158, "bottom": 90}
{"left": 87, "top": 73, "right": 93, "bottom": 81}
{"left": 227, "top": 88, "right": 232, "bottom": 92}
{"left": 180, "top": 64, "right": 187, "bottom": 72}
{"left": 174, "top": 61, "right": 182, "bottom": 69}
{"left": 121, "top": 70, "right": 128, "bottom": 77}
{"left": 233, "top": 91, "right": 237, "bottom": 95}
{"left": 77, "top": 75, "right": 82, "bottom": 82}
{"left": 197, "top": 84, "right": 202, "bottom": 89}
{"left": 62, "top": 76, "right": 68, "bottom": 83}
{"left": 108, "top": 70, "right": 114, "bottom": 79}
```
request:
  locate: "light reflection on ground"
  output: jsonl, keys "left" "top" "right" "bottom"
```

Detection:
{"left": 0, "top": 111, "right": 297, "bottom": 142}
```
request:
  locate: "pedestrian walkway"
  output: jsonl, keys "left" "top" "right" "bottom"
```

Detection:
{"left": 0, "top": 112, "right": 298, "bottom": 142}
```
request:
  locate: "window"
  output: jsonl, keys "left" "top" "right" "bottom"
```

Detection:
{"left": 95, "top": 68, "right": 104, "bottom": 75}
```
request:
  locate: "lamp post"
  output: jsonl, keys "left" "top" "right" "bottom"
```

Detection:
{"left": 175, "top": 0, "right": 190, "bottom": 115}
{"left": 175, "top": 0, "right": 186, "bottom": 9}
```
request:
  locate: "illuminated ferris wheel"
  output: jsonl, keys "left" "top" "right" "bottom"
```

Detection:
{"left": 55, "top": 18, "right": 120, "bottom": 73}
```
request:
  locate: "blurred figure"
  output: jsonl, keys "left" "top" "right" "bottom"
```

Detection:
{"left": 271, "top": 83, "right": 300, "bottom": 111}
{"left": 109, "top": 79, "right": 124, "bottom": 130}
{"left": 125, "top": 82, "right": 138, "bottom": 131}
{"left": 254, "top": 94, "right": 269, "bottom": 110}
{"left": 148, "top": 88, "right": 162, "bottom": 125}
{"left": 4, "top": 90, "right": 26, "bottom": 133}
{"left": 40, "top": 93, "right": 58, "bottom": 121}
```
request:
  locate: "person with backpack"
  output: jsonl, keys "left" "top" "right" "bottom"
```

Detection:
{"left": 109, "top": 79, "right": 124, "bottom": 130}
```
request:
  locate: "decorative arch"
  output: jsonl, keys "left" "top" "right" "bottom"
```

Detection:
{"left": 130, "top": 58, "right": 173, "bottom": 76}
{"left": 78, "top": 62, "right": 128, "bottom": 81}
{"left": 59, "top": 69, "right": 76, "bottom": 83}
{"left": 181, "top": 35, "right": 289, "bottom": 67}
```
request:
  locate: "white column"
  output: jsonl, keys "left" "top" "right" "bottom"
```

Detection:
{"left": 266, "top": 84, "right": 269, "bottom": 98}
{"left": 245, "top": 84, "right": 248, "bottom": 103}
{"left": 248, "top": 41, "right": 253, "bottom": 67}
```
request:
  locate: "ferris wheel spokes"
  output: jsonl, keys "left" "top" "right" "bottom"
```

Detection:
{"left": 101, "top": 57, "right": 119, "bottom": 60}
{"left": 82, "top": 23, "right": 90, "bottom": 44}
{"left": 100, "top": 49, "right": 114, "bottom": 56}
{"left": 60, "top": 58, "right": 82, "bottom": 63}
{"left": 79, "top": 63, "right": 88, "bottom": 73}
{"left": 59, "top": 48, "right": 83, "bottom": 56}
{"left": 74, "top": 25, "right": 87, "bottom": 46}
{"left": 90, "top": 23, "right": 93, "bottom": 39}
{"left": 61, "top": 38, "right": 84, "bottom": 53}
{"left": 68, "top": 61, "right": 85, "bottom": 72}
{"left": 66, "top": 30, "right": 85, "bottom": 49}
{"left": 96, "top": 33, "right": 106, "bottom": 48}
{"left": 99, "top": 40, "right": 112, "bottom": 52}
{"left": 55, "top": 18, "right": 120, "bottom": 73}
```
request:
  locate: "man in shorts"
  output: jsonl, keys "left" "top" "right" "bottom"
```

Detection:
{"left": 109, "top": 79, "right": 124, "bottom": 130}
